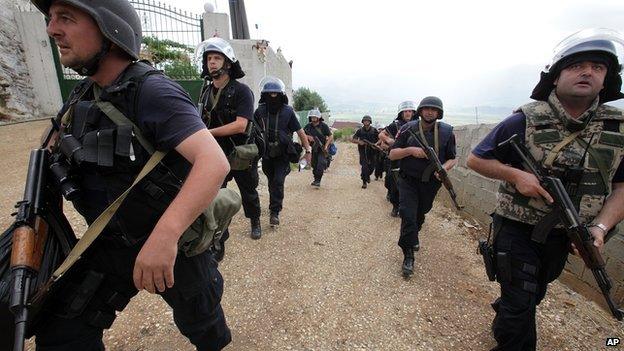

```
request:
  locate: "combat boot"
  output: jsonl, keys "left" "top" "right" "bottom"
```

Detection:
{"left": 402, "top": 247, "right": 414, "bottom": 277}
{"left": 311, "top": 179, "right": 321, "bottom": 187}
{"left": 362, "top": 181, "right": 367, "bottom": 189}
{"left": 251, "top": 217, "right": 262, "bottom": 239}
{"left": 270, "top": 212, "right": 280, "bottom": 227}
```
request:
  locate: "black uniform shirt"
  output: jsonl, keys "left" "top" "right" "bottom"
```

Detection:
{"left": 353, "top": 126, "right": 379, "bottom": 153}
{"left": 202, "top": 79, "right": 254, "bottom": 153}
{"left": 304, "top": 121, "right": 332, "bottom": 145}
{"left": 472, "top": 112, "right": 624, "bottom": 182}
{"left": 393, "top": 121, "right": 456, "bottom": 179}
{"left": 255, "top": 104, "right": 301, "bottom": 144}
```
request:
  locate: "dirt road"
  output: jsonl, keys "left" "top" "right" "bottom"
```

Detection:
{"left": 0, "top": 120, "right": 620, "bottom": 350}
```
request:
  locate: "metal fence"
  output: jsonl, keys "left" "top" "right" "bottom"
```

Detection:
{"left": 52, "top": 0, "right": 205, "bottom": 101}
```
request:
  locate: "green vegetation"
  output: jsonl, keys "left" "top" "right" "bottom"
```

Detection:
{"left": 332, "top": 127, "right": 355, "bottom": 141}
{"left": 293, "top": 87, "right": 329, "bottom": 112}
{"left": 140, "top": 36, "right": 200, "bottom": 79}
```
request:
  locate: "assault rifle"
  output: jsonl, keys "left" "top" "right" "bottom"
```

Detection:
{"left": 2, "top": 122, "right": 77, "bottom": 351}
{"left": 406, "top": 129, "right": 463, "bottom": 210}
{"left": 498, "top": 134, "right": 624, "bottom": 321}
{"left": 360, "top": 139, "right": 388, "bottom": 156}
{"left": 313, "top": 136, "right": 329, "bottom": 158}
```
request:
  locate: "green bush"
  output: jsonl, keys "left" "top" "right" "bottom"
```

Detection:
{"left": 333, "top": 127, "right": 355, "bottom": 141}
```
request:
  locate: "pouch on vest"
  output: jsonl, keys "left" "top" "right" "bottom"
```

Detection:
{"left": 227, "top": 143, "right": 259, "bottom": 171}
{"left": 267, "top": 142, "right": 283, "bottom": 158}
{"left": 178, "top": 188, "right": 242, "bottom": 257}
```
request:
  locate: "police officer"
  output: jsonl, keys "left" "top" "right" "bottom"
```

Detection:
{"left": 380, "top": 101, "right": 417, "bottom": 217}
{"left": 373, "top": 126, "right": 386, "bottom": 181}
{"left": 31, "top": 0, "right": 232, "bottom": 349}
{"left": 196, "top": 37, "right": 262, "bottom": 249}
{"left": 304, "top": 109, "right": 333, "bottom": 187}
{"left": 256, "top": 76, "right": 312, "bottom": 232}
{"left": 352, "top": 115, "right": 379, "bottom": 188}
{"left": 389, "top": 96, "right": 457, "bottom": 277}
{"left": 467, "top": 29, "right": 624, "bottom": 350}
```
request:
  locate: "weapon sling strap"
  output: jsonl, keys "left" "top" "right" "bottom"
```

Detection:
{"left": 543, "top": 132, "right": 610, "bottom": 193}
{"left": 51, "top": 85, "right": 166, "bottom": 281}
{"left": 418, "top": 120, "right": 439, "bottom": 155}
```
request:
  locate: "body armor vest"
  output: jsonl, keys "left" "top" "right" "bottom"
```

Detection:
{"left": 56, "top": 62, "right": 191, "bottom": 246}
{"left": 495, "top": 101, "right": 624, "bottom": 225}
{"left": 400, "top": 120, "right": 454, "bottom": 180}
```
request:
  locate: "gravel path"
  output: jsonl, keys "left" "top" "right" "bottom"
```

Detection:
{"left": 0, "top": 120, "right": 621, "bottom": 350}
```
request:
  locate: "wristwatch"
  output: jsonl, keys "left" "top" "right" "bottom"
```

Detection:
{"left": 589, "top": 222, "right": 608, "bottom": 235}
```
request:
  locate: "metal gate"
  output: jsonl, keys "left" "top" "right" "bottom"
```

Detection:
{"left": 52, "top": 0, "right": 205, "bottom": 102}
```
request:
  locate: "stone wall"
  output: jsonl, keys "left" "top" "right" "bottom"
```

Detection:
{"left": 0, "top": 0, "right": 62, "bottom": 123}
{"left": 0, "top": 0, "right": 41, "bottom": 122}
{"left": 444, "top": 123, "right": 624, "bottom": 304}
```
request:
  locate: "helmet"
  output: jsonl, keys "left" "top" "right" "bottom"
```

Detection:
{"left": 260, "top": 76, "right": 286, "bottom": 94}
{"left": 397, "top": 100, "right": 417, "bottom": 119}
{"left": 195, "top": 37, "right": 245, "bottom": 79}
{"left": 531, "top": 28, "right": 624, "bottom": 102}
{"left": 307, "top": 109, "right": 323, "bottom": 122}
{"left": 361, "top": 115, "right": 372, "bottom": 123}
{"left": 31, "top": 0, "right": 142, "bottom": 75}
{"left": 259, "top": 76, "right": 287, "bottom": 104}
{"left": 417, "top": 96, "right": 444, "bottom": 119}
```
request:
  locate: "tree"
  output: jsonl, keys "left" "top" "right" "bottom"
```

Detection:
{"left": 293, "top": 87, "right": 329, "bottom": 112}
{"left": 140, "top": 36, "right": 200, "bottom": 79}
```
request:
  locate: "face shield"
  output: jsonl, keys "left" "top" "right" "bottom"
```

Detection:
{"left": 259, "top": 76, "right": 286, "bottom": 94}
{"left": 531, "top": 28, "right": 624, "bottom": 102}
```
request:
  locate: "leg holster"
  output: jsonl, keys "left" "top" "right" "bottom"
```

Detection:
{"left": 55, "top": 270, "right": 132, "bottom": 329}
{"left": 495, "top": 238, "right": 539, "bottom": 294}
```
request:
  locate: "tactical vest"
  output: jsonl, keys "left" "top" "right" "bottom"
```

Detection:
{"left": 56, "top": 62, "right": 190, "bottom": 246}
{"left": 400, "top": 120, "right": 454, "bottom": 180}
{"left": 200, "top": 80, "right": 265, "bottom": 156}
{"left": 495, "top": 101, "right": 624, "bottom": 225}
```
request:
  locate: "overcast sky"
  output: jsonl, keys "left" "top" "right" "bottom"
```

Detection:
{"left": 165, "top": 0, "right": 624, "bottom": 111}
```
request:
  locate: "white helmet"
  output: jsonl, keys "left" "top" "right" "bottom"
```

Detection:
{"left": 195, "top": 37, "right": 244, "bottom": 79}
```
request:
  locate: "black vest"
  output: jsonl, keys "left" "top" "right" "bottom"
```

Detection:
{"left": 399, "top": 120, "right": 453, "bottom": 181}
{"left": 57, "top": 62, "right": 191, "bottom": 246}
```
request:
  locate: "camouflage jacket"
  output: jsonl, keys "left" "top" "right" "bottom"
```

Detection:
{"left": 496, "top": 91, "right": 624, "bottom": 225}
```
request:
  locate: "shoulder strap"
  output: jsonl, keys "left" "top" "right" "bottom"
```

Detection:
{"left": 51, "top": 149, "right": 166, "bottom": 281}
{"left": 93, "top": 85, "right": 155, "bottom": 154}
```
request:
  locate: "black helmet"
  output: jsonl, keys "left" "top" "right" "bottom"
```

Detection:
{"left": 361, "top": 115, "right": 372, "bottom": 123}
{"left": 531, "top": 28, "right": 624, "bottom": 103}
{"left": 32, "top": 0, "right": 142, "bottom": 63}
{"left": 195, "top": 37, "right": 245, "bottom": 80}
{"left": 417, "top": 96, "right": 444, "bottom": 119}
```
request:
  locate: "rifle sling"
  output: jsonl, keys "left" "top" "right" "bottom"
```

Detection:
{"left": 51, "top": 85, "right": 166, "bottom": 281}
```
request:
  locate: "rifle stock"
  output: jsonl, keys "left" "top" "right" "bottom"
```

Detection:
{"left": 8, "top": 149, "right": 50, "bottom": 351}
{"left": 499, "top": 134, "right": 624, "bottom": 321}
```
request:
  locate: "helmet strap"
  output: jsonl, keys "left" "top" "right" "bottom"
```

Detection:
{"left": 73, "top": 39, "right": 111, "bottom": 76}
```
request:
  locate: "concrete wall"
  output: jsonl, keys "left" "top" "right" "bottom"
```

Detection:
{"left": 446, "top": 123, "right": 624, "bottom": 304}
{"left": 0, "top": 0, "right": 62, "bottom": 123}
{"left": 202, "top": 11, "right": 293, "bottom": 107}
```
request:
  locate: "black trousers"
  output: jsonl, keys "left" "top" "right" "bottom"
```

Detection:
{"left": 384, "top": 160, "right": 399, "bottom": 207}
{"left": 397, "top": 174, "right": 441, "bottom": 249}
{"left": 374, "top": 153, "right": 385, "bottom": 179}
{"left": 222, "top": 158, "right": 261, "bottom": 220}
{"left": 35, "top": 240, "right": 231, "bottom": 351}
{"left": 311, "top": 150, "right": 327, "bottom": 181}
{"left": 490, "top": 215, "right": 569, "bottom": 351}
{"left": 359, "top": 150, "right": 375, "bottom": 182}
{"left": 262, "top": 156, "right": 291, "bottom": 214}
